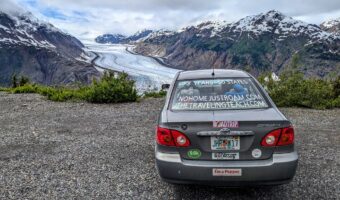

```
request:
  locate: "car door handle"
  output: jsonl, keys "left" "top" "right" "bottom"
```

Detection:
{"left": 196, "top": 131, "right": 254, "bottom": 136}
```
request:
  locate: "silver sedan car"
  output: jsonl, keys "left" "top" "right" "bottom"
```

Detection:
{"left": 155, "top": 69, "right": 298, "bottom": 186}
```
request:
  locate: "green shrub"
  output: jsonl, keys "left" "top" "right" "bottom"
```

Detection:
{"left": 10, "top": 75, "right": 30, "bottom": 88}
{"left": 259, "top": 71, "right": 340, "bottom": 109}
{"left": 11, "top": 74, "right": 18, "bottom": 88}
{"left": 19, "top": 76, "right": 30, "bottom": 86}
{"left": 85, "top": 72, "right": 137, "bottom": 103}
{"left": 11, "top": 84, "right": 38, "bottom": 93}
{"left": 331, "top": 96, "right": 340, "bottom": 108}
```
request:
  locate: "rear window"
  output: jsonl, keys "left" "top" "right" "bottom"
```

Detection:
{"left": 170, "top": 78, "right": 268, "bottom": 111}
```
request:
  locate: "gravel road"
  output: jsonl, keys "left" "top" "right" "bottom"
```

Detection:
{"left": 0, "top": 93, "right": 339, "bottom": 199}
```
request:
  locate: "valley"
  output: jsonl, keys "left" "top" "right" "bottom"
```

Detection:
{"left": 84, "top": 42, "right": 179, "bottom": 92}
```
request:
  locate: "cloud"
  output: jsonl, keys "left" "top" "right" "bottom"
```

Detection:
{"left": 10, "top": 0, "right": 340, "bottom": 41}
{"left": 34, "top": 0, "right": 222, "bottom": 12}
{"left": 0, "top": 0, "right": 25, "bottom": 15}
{"left": 41, "top": 8, "right": 67, "bottom": 20}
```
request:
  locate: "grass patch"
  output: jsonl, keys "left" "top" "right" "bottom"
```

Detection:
{"left": 143, "top": 90, "right": 167, "bottom": 98}
{"left": 0, "top": 87, "right": 10, "bottom": 92}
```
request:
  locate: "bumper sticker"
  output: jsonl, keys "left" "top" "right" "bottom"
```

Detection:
{"left": 213, "top": 121, "right": 239, "bottom": 128}
{"left": 187, "top": 149, "right": 202, "bottom": 159}
{"left": 212, "top": 152, "right": 239, "bottom": 160}
{"left": 252, "top": 149, "right": 262, "bottom": 158}
{"left": 213, "top": 168, "right": 242, "bottom": 176}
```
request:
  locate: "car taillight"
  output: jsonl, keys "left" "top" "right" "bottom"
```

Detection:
{"left": 277, "top": 127, "right": 294, "bottom": 146}
{"left": 171, "top": 130, "right": 190, "bottom": 147}
{"left": 156, "top": 126, "right": 175, "bottom": 146}
{"left": 261, "top": 129, "right": 281, "bottom": 146}
{"left": 261, "top": 126, "right": 294, "bottom": 147}
{"left": 156, "top": 126, "right": 190, "bottom": 147}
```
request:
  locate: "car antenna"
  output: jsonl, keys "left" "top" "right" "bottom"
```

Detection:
{"left": 212, "top": 65, "right": 215, "bottom": 76}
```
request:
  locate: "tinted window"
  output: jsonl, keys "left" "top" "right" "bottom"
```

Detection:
{"left": 171, "top": 78, "right": 268, "bottom": 111}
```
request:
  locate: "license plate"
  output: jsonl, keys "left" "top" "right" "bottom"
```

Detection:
{"left": 212, "top": 168, "right": 242, "bottom": 176}
{"left": 211, "top": 136, "right": 240, "bottom": 150}
{"left": 212, "top": 152, "right": 239, "bottom": 160}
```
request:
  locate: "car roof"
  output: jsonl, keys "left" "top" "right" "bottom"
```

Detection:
{"left": 177, "top": 69, "right": 250, "bottom": 80}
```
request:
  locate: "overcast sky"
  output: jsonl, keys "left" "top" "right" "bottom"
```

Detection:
{"left": 8, "top": 0, "right": 340, "bottom": 40}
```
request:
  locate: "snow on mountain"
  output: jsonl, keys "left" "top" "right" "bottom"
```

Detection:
{"left": 229, "top": 10, "right": 338, "bottom": 42}
{"left": 95, "top": 34, "right": 126, "bottom": 44}
{"left": 128, "top": 29, "right": 153, "bottom": 42}
{"left": 95, "top": 30, "right": 155, "bottom": 44}
{"left": 140, "top": 29, "right": 176, "bottom": 41}
{"left": 321, "top": 18, "right": 340, "bottom": 28}
{"left": 320, "top": 18, "right": 340, "bottom": 33}
{"left": 135, "top": 10, "right": 339, "bottom": 78}
{"left": 182, "top": 10, "right": 338, "bottom": 44}
{"left": 143, "top": 10, "right": 339, "bottom": 45}
{"left": 177, "top": 20, "right": 229, "bottom": 38}
{"left": 0, "top": 11, "right": 58, "bottom": 48}
{"left": 0, "top": 5, "right": 99, "bottom": 86}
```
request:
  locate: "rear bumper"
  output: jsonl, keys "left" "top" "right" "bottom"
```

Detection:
{"left": 155, "top": 149, "right": 298, "bottom": 186}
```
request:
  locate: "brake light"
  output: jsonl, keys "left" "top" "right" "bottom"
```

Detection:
{"left": 156, "top": 126, "right": 190, "bottom": 147}
{"left": 156, "top": 126, "right": 175, "bottom": 146}
{"left": 277, "top": 127, "right": 294, "bottom": 146}
{"left": 261, "top": 126, "right": 294, "bottom": 147}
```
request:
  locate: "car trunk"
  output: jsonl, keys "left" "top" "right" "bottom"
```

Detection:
{"left": 164, "top": 109, "right": 290, "bottom": 161}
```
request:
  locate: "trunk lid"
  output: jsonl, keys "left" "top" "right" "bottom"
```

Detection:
{"left": 163, "top": 109, "right": 290, "bottom": 161}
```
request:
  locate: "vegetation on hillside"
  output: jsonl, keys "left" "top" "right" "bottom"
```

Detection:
{"left": 259, "top": 71, "right": 340, "bottom": 109}
{"left": 1, "top": 68, "right": 339, "bottom": 109}
{"left": 0, "top": 72, "right": 138, "bottom": 103}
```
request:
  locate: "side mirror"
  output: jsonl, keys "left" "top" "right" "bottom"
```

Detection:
{"left": 161, "top": 84, "right": 170, "bottom": 90}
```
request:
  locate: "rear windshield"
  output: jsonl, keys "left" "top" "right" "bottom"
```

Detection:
{"left": 170, "top": 78, "right": 268, "bottom": 111}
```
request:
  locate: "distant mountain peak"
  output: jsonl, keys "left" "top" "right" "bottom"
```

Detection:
{"left": 94, "top": 33, "right": 126, "bottom": 44}
{"left": 0, "top": 11, "right": 64, "bottom": 48}
{"left": 134, "top": 10, "right": 339, "bottom": 78}
{"left": 95, "top": 30, "right": 155, "bottom": 44}
{"left": 232, "top": 11, "right": 300, "bottom": 32}
{"left": 0, "top": 5, "right": 99, "bottom": 86}
{"left": 129, "top": 29, "right": 153, "bottom": 42}
{"left": 320, "top": 18, "right": 340, "bottom": 33}
{"left": 176, "top": 10, "right": 338, "bottom": 43}
{"left": 264, "top": 10, "right": 286, "bottom": 18}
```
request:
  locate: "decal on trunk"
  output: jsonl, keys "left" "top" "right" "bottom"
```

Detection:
{"left": 187, "top": 149, "right": 202, "bottom": 159}
{"left": 252, "top": 149, "right": 262, "bottom": 158}
{"left": 213, "top": 121, "right": 239, "bottom": 128}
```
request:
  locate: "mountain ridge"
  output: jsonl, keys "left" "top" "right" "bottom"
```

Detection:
{"left": 95, "top": 29, "right": 154, "bottom": 44}
{"left": 0, "top": 10, "right": 100, "bottom": 86}
{"left": 132, "top": 10, "right": 339, "bottom": 77}
{"left": 320, "top": 18, "right": 340, "bottom": 33}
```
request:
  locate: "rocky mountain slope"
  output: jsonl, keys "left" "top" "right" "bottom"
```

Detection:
{"left": 134, "top": 10, "right": 340, "bottom": 77}
{"left": 95, "top": 29, "right": 153, "bottom": 44}
{"left": 0, "top": 10, "right": 100, "bottom": 86}
{"left": 320, "top": 18, "right": 340, "bottom": 33}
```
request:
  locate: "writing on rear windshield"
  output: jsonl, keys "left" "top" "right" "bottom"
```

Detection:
{"left": 171, "top": 78, "right": 268, "bottom": 110}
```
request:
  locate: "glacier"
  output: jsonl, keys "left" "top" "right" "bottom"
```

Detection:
{"left": 84, "top": 42, "right": 179, "bottom": 93}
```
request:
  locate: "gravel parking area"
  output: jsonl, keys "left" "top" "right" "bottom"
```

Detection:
{"left": 0, "top": 93, "right": 339, "bottom": 199}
